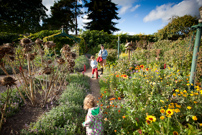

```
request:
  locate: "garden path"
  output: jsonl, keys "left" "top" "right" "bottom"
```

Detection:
{"left": 83, "top": 61, "right": 101, "bottom": 100}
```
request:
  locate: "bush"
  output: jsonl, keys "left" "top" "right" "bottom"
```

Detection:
{"left": 74, "top": 55, "right": 90, "bottom": 72}
{"left": 106, "top": 49, "right": 118, "bottom": 62}
{"left": 0, "top": 32, "right": 19, "bottom": 45}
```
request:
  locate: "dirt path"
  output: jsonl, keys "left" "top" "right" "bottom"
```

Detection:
{"left": 83, "top": 62, "right": 101, "bottom": 100}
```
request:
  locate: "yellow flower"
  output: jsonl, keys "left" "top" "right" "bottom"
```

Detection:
{"left": 183, "top": 90, "right": 187, "bottom": 93}
{"left": 199, "top": 123, "right": 202, "bottom": 126}
{"left": 190, "top": 94, "right": 194, "bottom": 96}
{"left": 187, "top": 106, "right": 192, "bottom": 110}
{"left": 183, "top": 94, "right": 187, "bottom": 97}
{"left": 175, "top": 104, "right": 181, "bottom": 108}
{"left": 160, "top": 100, "right": 164, "bottom": 103}
{"left": 166, "top": 109, "right": 174, "bottom": 116}
{"left": 175, "top": 89, "right": 179, "bottom": 92}
{"left": 194, "top": 93, "right": 199, "bottom": 96}
{"left": 160, "top": 109, "right": 165, "bottom": 113}
{"left": 174, "top": 109, "right": 180, "bottom": 113}
{"left": 146, "top": 115, "right": 156, "bottom": 122}
{"left": 160, "top": 116, "right": 165, "bottom": 120}
{"left": 192, "top": 116, "right": 197, "bottom": 121}
{"left": 194, "top": 101, "right": 197, "bottom": 103}
{"left": 173, "top": 93, "right": 176, "bottom": 97}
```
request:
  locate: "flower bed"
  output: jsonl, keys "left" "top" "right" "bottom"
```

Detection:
{"left": 21, "top": 74, "right": 90, "bottom": 135}
{"left": 99, "top": 62, "right": 202, "bottom": 134}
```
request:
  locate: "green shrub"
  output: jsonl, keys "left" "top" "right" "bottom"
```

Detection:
{"left": 0, "top": 86, "right": 25, "bottom": 118}
{"left": 0, "top": 32, "right": 19, "bottom": 45}
{"left": 74, "top": 55, "right": 90, "bottom": 72}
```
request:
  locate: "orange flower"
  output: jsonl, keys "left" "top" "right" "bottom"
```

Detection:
{"left": 173, "top": 131, "right": 178, "bottom": 135}
{"left": 118, "top": 110, "right": 121, "bottom": 112}
{"left": 100, "top": 95, "right": 103, "bottom": 98}
{"left": 122, "top": 116, "right": 126, "bottom": 119}
{"left": 114, "top": 130, "right": 117, "bottom": 132}
{"left": 104, "top": 118, "right": 108, "bottom": 121}
{"left": 115, "top": 105, "right": 117, "bottom": 108}
{"left": 109, "top": 98, "right": 116, "bottom": 101}
{"left": 112, "top": 105, "right": 114, "bottom": 107}
{"left": 118, "top": 97, "right": 121, "bottom": 100}
{"left": 140, "top": 65, "right": 144, "bottom": 68}
{"left": 100, "top": 104, "right": 103, "bottom": 106}
{"left": 116, "top": 75, "right": 119, "bottom": 77}
{"left": 104, "top": 91, "right": 106, "bottom": 93}
{"left": 107, "top": 106, "right": 109, "bottom": 108}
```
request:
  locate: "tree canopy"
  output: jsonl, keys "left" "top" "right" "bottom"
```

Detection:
{"left": 43, "top": 0, "right": 87, "bottom": 35}
{"left": 84, "top": 0, "right": 120, "bottom": 34}
{"left": 0, "top": 0, "right": 47, "bottom": 33}
{"left": 155, "top": 15, "right": 198, "bottom": 40}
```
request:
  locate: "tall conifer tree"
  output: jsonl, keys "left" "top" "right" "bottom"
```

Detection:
{"left": 84, "top": 0, "right": 120, "bottom": 34}
{"left": 0, "top": 0, "right": 47, "bottom": 33}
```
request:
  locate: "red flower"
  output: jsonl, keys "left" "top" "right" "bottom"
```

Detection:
{"left": 19, "top": 66, "right": 22, "bottom": 72}
{"left": 140, "top": 65, "right": 144, "bottom": 68}
{"left": 146, "top": 120, "right": 151, "bottom": 125}
{"left": 138, "top": 129, "right": 142, "bottom": 134}
{"left": 146, "top": 68, "right": 149, "bottom": 71}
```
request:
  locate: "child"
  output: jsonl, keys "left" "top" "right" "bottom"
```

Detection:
{"left": 82, "top": 94, "right": 103, "bottom": 135}
{"left": 90, "top": 56, "right": 98, "bottom": 78}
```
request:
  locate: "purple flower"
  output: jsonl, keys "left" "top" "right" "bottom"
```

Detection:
{"left": 136, "top": 71, "right": 138, "bottom": 73}
{"left": 129, "top": 76, "right": 132, "bottom": 78}
{"left": 140, "top": 86, "right": 142, "bottom": 88}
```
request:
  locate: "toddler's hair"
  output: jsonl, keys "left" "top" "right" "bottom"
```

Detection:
{"left": 83, "top": 94, "right": 97, "bottom": 110}
{"left": 91, "top": 55, "right": 95, "bottom": 60}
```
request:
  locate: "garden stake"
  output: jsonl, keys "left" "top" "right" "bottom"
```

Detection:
{"left": 84, "top": 64, "right": 86, "bottom": 72}
{"left": 96, "top": 71, "right": 98, "bottom": 79}
{"left": 189, "top": 9, "right": 202, "bottom": 89}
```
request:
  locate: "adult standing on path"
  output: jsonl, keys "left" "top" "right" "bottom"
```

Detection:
{"left": 98, "top": 44, "right": 108, "bottom": 75}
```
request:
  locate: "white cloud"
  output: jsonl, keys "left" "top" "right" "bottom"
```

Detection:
{"left": 131, "top": 4, "right": 140, "bottom": 12}
{"left": 42, "top": 0, "right": 55, "bottom": 16}
{"left": 143, "top": 0, "right": 202, "bottom": 22}
{"left": 119, "top": 5, "right": 132, "bottom": 14}
{"left": 114, "top": 31, "right": 137, "bottom": 35}
{"left": 112, "top": 0, "right": 139, "bottom": 14}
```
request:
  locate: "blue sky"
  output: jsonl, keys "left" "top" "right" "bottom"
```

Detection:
{"left": 42, "top": 0, "right": 202, "bottom": 35}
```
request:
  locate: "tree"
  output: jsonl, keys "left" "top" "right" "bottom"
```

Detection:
{"left": 43, "top": 0, "right": 86, "bottom": 35}
{"left": 84, "top": 0, "right": 120, "bottom": 34}
{"left": 0, "top": 0, "right": 47, "bottom": 33}
{"left": 155, "top": 15, "right": 198, "bottom": 40}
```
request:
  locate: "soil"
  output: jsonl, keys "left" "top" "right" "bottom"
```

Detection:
{"left": 0, "top": 60, "right": 102, "bottom": 135}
